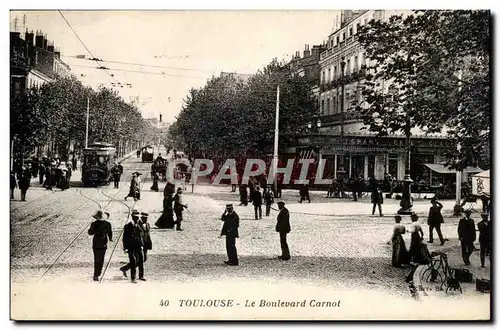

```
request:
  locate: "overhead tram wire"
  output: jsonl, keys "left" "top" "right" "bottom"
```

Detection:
{"left": 57, "top": 11, "right": 124, "bottom": 86}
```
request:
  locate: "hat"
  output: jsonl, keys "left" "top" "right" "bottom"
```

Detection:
{"left": 277, "top": 201, "right": 285, "bottom": 206}
{"left": 177, "top": 187, "right": 182, "bottom": 191}
{"left": 141, "top": 212, "right": 149, "bottom": 217}
{"left": 226, "top": 204, "right": 233, "bottom": 208}
{"left": 131, "top": 210, "right": 140, "bottom": 216}
{"left": 132, "top": 172, "right": 142, "bottom": 176}
{"left": 463, "top": 209, "right": 472, "bottom": 214}
{"left": 431, "top": 197, "right": 438, "bottom": 202}
{"left": 92, "top": 210, "right": 109, "bottom": 220}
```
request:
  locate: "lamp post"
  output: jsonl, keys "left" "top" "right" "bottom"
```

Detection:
{"left": 337, "top": 57, "right": 347, "bottom": 179}
{"left": 397, "top": 120, "right": 413, "bottom": 215}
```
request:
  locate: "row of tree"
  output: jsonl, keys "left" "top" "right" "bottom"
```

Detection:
{"left": 357, "top": 10, "right": 490, "bottom": 171}
{"left": 11, "top": 76, "right": 160, "bottom": 163}
{"left": 169, "top": 59, "right": 318, "bottom": 160}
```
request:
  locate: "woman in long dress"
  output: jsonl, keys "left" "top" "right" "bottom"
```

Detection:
{"left": 391, "top": 215, "right": 409, "bottom": 267}
{"left": 125, "top": 173, "right": 141, "bottom": 201}
{"left": 408, "top": 213, "right": 431, "bottom": 264}
{"left": 155, "top": 192, "right": 175, "bottom": 229}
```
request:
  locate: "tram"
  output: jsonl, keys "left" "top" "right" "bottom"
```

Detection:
{"left": 142, "top": 145, "right": 154, "bottom": 162}
{"left": 82, "top": 142, "right": 117, "bottom": 187}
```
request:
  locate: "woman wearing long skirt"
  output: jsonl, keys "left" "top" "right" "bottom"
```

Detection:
{"left": 391, "top": 215, "right": 409, "bottom": 267}
{"left": 155, "top": 193, "right": 175, "bottom": 229}
{"left": 408, "top": 213, "right": 431, "bottom": 264}
{"left": 125, "top": 173, "right": 141, "bottom": 201}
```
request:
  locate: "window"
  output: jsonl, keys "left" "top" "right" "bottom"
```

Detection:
{"left": 333, "top": 97, "right": 337, "bottom": 113}
{"left": 349, "top": 26, "right": 353, "bottom": 37}
{"left": 342, "top": 32, "right": 346, "bottom": 41}
{"left": 322, "top": 71, "right": 325, "bottom": 84}
{"left": 336, "top": 35, "right": 339, "bottom": 44}
{"left": 346, "top": 59, "right": 351, "bottom": 74}
{"left": 326, "top": 98, "right": 330, "bottom": 114}
{"left": 321, "top": 99, "right": 325, "bottom": 114}
{"left": 354, "top": 56, "right": 358, "bottom": 72}
{"left": 356, "top": 23, "right": 360, "bottom": 33}
{"left": 330, "top": 39, "right": 334, "bottom": 48}
{"left": 334, "top": 65, "right": 337, "bottom": 78}
{"left": 328, "top": 68, "right": 331, "bottom": 82}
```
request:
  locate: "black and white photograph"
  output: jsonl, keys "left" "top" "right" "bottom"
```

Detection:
{"left": 8, "top": 6, "right": 491, "bottom": 321}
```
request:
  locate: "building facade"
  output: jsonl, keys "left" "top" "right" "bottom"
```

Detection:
{"left": 284, "top": 9, "right": 468, "bottom": 184}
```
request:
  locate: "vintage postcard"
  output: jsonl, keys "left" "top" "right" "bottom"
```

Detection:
{"left": 9, "top": 9, "right": 491, "bottom": 320}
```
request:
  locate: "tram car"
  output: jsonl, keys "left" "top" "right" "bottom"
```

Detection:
{"left": 142, "top": 145, "right": 154, "bottom": 162}
{"left": 81, "top": 142, "right": 116, "bottom": 187}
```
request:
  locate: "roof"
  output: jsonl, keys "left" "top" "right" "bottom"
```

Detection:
{"left": 472, "top": 170, "right": 490, "bottom": 178}
{"left": 424, "top": 163, "right": 483, "bottom": 174}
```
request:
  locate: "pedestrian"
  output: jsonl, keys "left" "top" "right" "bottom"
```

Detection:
{"left": 140, "top": 212, "right": 152, "bottom": 262}
{"left": 18, "top": 168, "right": 31, "bottom": 202}
{"left": 239, "top": 184, "right": 248, "bottom": 206}
{"left": 125, "top": 172, "right": 141, "bottom": 201}
{"left": 371, "top": 187, "right": 384, "bottom": 216}
{"left": 88, "top": 210, "right": 112, "bottom": 281}
{"left": 299, "top": 184, "right": 311, "bottom": 203}
{"left": 10, "top": 171, "right": 17, "bottom": 200}
{"left": 427, "top": 197, "right": 445, "bottom": 245}
{"left": 221, "top": 204, "right": 239, "bottom": 266}
{"left": 252, "top": 185, "right": 263, "bottom": 220}
{"left": 173, "top": 187, "right": 188, "bottom": 231}
{"left": 71, "top": 155, "right": 77, "bottom": 172}
{"left": 408, "top": 213, "right": 425, "bottom": 264}
{"left": 458, "top": 209, "right": 476, "bottom": 265}
{"left": 477, "top": 212, "right": 491, "bottom": 268}
{"left": 38, "top": 161, "right": 45, "bottom": 185}
{"left": 150, "top": 170, "right": 159, "bottom": 192}
{"left": 155, "top": 191, "right": 175, "bottom": 229}
{"left": 120, "top": 210, "right": 145, "bottom": 283}
{"left": 264, "top": 186, "right": 274, "bottom": 217}
{"left": 275, "top": 201, "right": 291, "bottom": 261}
{"left": 390, "top": 215, "right": 409, "bottom": 267}
{"left": 111, "top": 162, "right": 122, "bottom": 188}
{"left": 137, "top": 149, "right": 141, "bottom": 158}
{"left": 31, "top": 157, "right": 39, "bottom": 178}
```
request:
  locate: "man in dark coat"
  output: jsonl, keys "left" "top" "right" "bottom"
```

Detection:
{"left": 299, "top": 184, "right": 311, "bottom": 203}
{"left": 239, "top": 184, "right": 248, "bottom": 206}
{"left": 477, "top": 212, "right": 491, "bottom": 268}
{"left": 427, "top": 198, "right": 445, "bottom": 245}
{"left": 221, "top": 204, "right": 239, "bottom": 266}
{"left": 88, "top": 210, "right": 113, "bottom": 281}
{"left": 120, "top": 210, "right": 145, "bottom": 283}
{"left": 371, "top": 187, "right": 384, "bottom": 216}
{"left": 252, "top": 186, "right": 263, "bottom": 220}
{"left": 173, "top": 187, "right": 188, "bottom": 231}
{"left": 10, "top": 171, "right": 17, "bottom": 200}
{"left": 276, "top": 201, "right": 291, "bottom": 261}
{"left": 38, "top": 162, "right": 45, "bottom": 184}
{"left": 111, "top": 163, "right": 122, "bottom": 188}
{"left": 18, "top": 168, "right": 31, "bottom": 201}
{"left": 458, "top": 209, "right": 476, "bottom": 265}
{"left": 140, "top": 212, "right": 152, "bottom": 262}
{"left": 264, "top": 187, "right": 274, "bottom": 217}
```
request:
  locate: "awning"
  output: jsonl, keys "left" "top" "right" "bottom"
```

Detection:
{"left": 472, "top": 170, "right": 490, "bottom": 196}
{"left": 424, "top": 163, "right": 483, "bottom": 174}
{"left": 472, "top": 170, "right": 490, "bottom": 179}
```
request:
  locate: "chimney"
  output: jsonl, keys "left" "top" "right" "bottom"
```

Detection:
{"left": 43, "top": 36, "right": 48, "bottom": 50}
{"left": 54, "top": 47, "right": 61, "bottom": 59}
{"left": 47, "top": 41, "right": 54, "bottom": 52}
{"left": 35, "top": 32, "right": 44, "bottom": 48}
{"left": 25, "top": 30, "right": 34, "bottom": 44}
{"left": 303, "top": 44, "right": 311, "bottom": 57}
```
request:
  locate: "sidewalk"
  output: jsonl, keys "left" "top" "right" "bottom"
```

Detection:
{"left": 412, "top": 240, "right": 491, "bottom": 303}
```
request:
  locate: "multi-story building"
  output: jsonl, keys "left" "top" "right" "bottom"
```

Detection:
{"left": 289, "top": 9, "right": 479, "bottom": 185}
{"left": 10, "top": 30, "right": 71, "bottom": 95}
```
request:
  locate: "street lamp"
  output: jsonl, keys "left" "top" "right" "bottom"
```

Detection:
{"left": 397, "top": 122, "right": 413, "bottom": 215}
{"left": 337, "top": 57, "right": 347, "bottom": 178}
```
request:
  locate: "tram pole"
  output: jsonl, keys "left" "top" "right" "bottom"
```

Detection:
{"left": 273, "top": 85, "right": 280, "bottom": 195}
{"left": 85, "top": 97, "right": 90, "bottom": 148}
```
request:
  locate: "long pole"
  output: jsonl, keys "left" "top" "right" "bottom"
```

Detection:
{"left": 273, "top": 85, "right": 280, "bottom": 195}
{"left": 85, "top": 97, "right": 90, "bottom": 148}
{"left": 453, "top": 70, "right": 464, "bottom": 216}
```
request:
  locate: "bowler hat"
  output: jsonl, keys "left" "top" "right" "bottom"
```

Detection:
{"left": 141, "top": 212, "right": 149, "bottom": 217}
{"left": 277, "top": 201, "right": 285, "bottom": 205}
{"left": 92, "top": 210, "right": 109, "bottom": 220}
{"left": 132, "top": 210, "right": 140, "bottom": 216}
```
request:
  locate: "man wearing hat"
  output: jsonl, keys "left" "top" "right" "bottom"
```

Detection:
{"left": 477, "top": 213, "right": 491, "bottom": 268}
{"left": 427, "top": 197, "right": 445, "bottom": 245}
{"left": 120, "top": 210, "right": 145, "bottom": 282}
{"left": 221, "top": 204, "right": 239, "bottom": 266}
{"left": 88, "top": 210, "right": 113, "bottom": 281}
{"left": 275, "top": 201, "right": 291, "bottom": 261}
{"left": 458, "top": 209, "right": 476, "bottom": 265}
{"left": 174, "top": 187, "right": 188, "bottom": 231}
{"left": 140, "top": 212, "right": 152, "bottom": 262}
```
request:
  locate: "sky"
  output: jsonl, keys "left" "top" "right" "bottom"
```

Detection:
{"left": 10, "top": 10, "right": 341, "bottom": 123}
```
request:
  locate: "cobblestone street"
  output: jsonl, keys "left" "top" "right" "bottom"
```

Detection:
{"left": 10, "top": 151, "right": 490, "bottom": 320}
